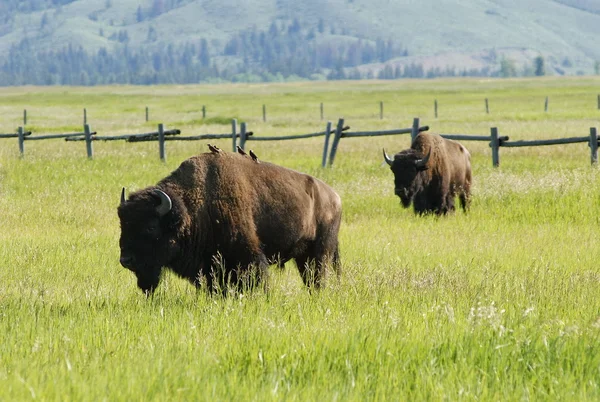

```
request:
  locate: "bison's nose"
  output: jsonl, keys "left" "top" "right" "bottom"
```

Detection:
{"left": 120, "top": 254, "right": 135, "bottom": 270}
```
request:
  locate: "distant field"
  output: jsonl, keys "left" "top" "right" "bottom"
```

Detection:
{"left": 1, "top": 77, "right": 600, "bottom": 400}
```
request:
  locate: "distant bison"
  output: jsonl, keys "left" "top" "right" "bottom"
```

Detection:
{"left": 118, "top": 148, "right": 342, "bottom": 295}
{"left": 383, "top": 133, "right": 471, "bottom": 215}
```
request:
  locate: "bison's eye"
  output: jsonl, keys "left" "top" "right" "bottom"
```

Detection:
{"left": 144, "top": 220, "right": 161, "bottom": 238}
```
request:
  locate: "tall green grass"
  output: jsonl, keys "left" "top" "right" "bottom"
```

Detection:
{"left": 1, "top": 77, "right": 600, "bottom": 400}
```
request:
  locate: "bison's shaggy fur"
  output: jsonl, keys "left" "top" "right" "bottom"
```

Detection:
{"left": 118, "top": 151, "right": 342, "bottom": 295}
{"left": 384, "top": 133, "right": 471, "bottom": 215}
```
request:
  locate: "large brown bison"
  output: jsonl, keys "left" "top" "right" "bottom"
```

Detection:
{"left": 383, "top": 133, "right": 471, "bottom": 215}
{"left": 118, "top": 149, "right": 342, "bottom": 295}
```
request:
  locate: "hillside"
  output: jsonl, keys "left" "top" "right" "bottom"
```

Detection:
{"left": 0, "top": 0, "right": 599, "bottom": 84}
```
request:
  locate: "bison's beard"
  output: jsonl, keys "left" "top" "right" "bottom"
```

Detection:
{"left": 395, "top": 187, "right": 413, "bottom": 208}
{"left": 399, "top": 195, "right": 412, "bottom": 208}
{"left": 135, "top": 266, "right": 162, "bottom": 295}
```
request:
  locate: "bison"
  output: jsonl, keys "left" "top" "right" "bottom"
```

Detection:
{"left": 383, "top": 132, "right": 471, "bottom": 215}
{"left": 118, "top": 149, "right": 342, "bottom": 295}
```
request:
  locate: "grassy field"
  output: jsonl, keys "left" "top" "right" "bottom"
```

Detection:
{"left": 1, "top": 76, "right": 600, "bottom": 400}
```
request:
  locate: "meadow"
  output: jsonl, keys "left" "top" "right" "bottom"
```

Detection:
{"left": 1, "top": 77, "right": 600, "bottom": 400}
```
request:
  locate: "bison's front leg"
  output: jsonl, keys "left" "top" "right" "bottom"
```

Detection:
{"left": 204, "top": 251, "right": 269, "bottom": 295}
{"left": 235, "top": 254, "right": 270, "bottom": 294}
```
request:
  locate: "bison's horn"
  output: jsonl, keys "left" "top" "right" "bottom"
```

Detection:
{"left": 382, "top": 149, "right": 393, "bottom": 166}
{"left": 415, "top": 149, "right": 431, "bottom": 169}
{"left": 120, "top": 187, "right": 126, "bottom": 205}
{"left": 154, "top": 189, "right": 172, "bottom": 217}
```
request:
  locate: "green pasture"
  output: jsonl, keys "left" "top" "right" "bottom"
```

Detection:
{"left": 1, "top": 77, "right": 600, "bottom": 400}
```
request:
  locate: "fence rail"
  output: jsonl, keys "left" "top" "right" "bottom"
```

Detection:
{"left": 72, "top": 129, "right": 182, "bottom": 141}
{"left": 0, "top": 131, "right": 31, "bottom": 138}
{"left": 500, "top": 136, "right": 590, "bottom": 147}
{"left": 27, "top": 132, "right": 96, "bottom": 140}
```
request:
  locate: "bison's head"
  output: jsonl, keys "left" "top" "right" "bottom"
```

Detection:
{"left": 118, "top": 187, "right": 181, "bottom": 294}
{"left": 383, "top": 148, "right": 430, "bottom": 208}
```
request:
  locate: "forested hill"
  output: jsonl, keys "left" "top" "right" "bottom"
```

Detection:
{"left": 1, "top": 0, "right": 599, "bottom": 85}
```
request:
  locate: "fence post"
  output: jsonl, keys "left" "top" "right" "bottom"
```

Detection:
{"left": 434, "top": 100, "right": 438, "bottom": 118}
{"left": 490, "top": 127, "right": 500, "bottom": 167}
{"left": 202, "top": 105, "right": 206, "bottom": 119}
{"left": 240, "top": 122, "right": 247, "bottom": 151}
{"left": 158, "top": 123, "right": 166, "bottom": 162}
{"left": 231, "top": 119, "right": 237, "bottom": 152}
{"left": 544, "top": 96, "right": 549, "bottom": 112}
{"left": 411, "top": 117, "right": 420, "bottom": 142}
{"left": 84, "top": 108, "right": 87, "bottom": 125}
{"left": 18, "top": 126, "right": 24, "bottom": 157}
{"left": 145, "top": 106, "right": 149, "bottom": 122}
{"left": 262, "top": 105, "right": 266, "bottom": 122}
{"left": 380, "top": 101, "right": 383, "bottom": 119}
{"left": 328, "top": 118, "right": 345, "bottom": 167}
{"left": 321, "top": 121, "right": 332, "bottom": 168}
{"left": 485, "top": 98, "right": 489, "bottom": 114}
{"left": 597, "top": 95, "right": 600, "bottom": 110}
{"left": 320, "top": 102, "right": 324, "bottom": 121}
{"left": 23, "top": 109, "right": 27, "bottom": 126}
{"left": 590, "top": 127, "right": 598, "bottom": 165}
{"left": 84, "top": 124, "right": 93, "bottom": 159}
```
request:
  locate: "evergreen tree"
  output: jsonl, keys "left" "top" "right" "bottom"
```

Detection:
{"left": 499, "top": 57, "right": 517, "bottom": 77}
{"left": 534, "top": 55, "right": 545, "bottom": 76}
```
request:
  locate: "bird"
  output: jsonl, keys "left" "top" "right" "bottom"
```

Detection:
{"left": 236, "top": 145, "right": 247, "bottom": 156}
{"left": 249, "top": 149, "right": 259, "bottom": 163}
{"left": 207, "top": 143, "right": 221, "bottom": 154}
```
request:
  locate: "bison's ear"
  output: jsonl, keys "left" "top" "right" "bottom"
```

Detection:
{"left": 154, "top": 190, "right": 172, "bottom": 217}
{"left": 415, "top": 150, "right": 431, "bottom": 171}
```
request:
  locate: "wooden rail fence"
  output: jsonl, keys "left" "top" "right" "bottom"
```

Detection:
{"left": 2, "top": 117, "right": 598, "bottom": 168}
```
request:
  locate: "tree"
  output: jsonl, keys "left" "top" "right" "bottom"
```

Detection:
{"left": 146, "top": 26, "right": 157, "bottom": 42}
{"left": 317, "top": 18, "right": 325, "bottom": 34}
{"left": 199, "top": 38, "right": 210, "bottom": 67}
{"left": 40, "top": 12, "right": 48, "bottom": 28}
{"left": 595, "top": 61, "right": 600, "bottom": 75}
{"left": 534, "top": 55, "right": 545, "bottom": 76}
{"left": 499, "top": 57, "right": 517, "bottom": 77}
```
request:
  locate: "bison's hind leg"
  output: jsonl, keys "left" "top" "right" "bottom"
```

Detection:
{"left": 458, "top": 192, "right": 470, "bottom": 212}
{"left": 295, "top": 241, "right": 340, "bottom": 289}
{"left": 460, "top": 170, "right": 472, "bottom": 212}
{"left": 332, "top": 243, "right": 341, "bottom": 279}
{"left": 295, "top": 255, "right": 323, "bottom": 289}
{"left": 457, "top": 183, "right": 471, "bottom": 212}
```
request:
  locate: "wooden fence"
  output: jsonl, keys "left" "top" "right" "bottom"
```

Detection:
{"left": 2, "top": 117, "right": 599, "bottom": 168}
{"left": 149, "top": 94, "right": 600, "bottom": 122}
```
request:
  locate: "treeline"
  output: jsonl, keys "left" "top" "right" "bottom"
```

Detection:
{"left": 0, "top": 39, "right": 216, "bottom": 85}
{"left": 222, "top": 19, "right": 408, "bottom": 78}
{"left": 0, "top": 18, "right": 416, "bottom": 85}
{"left": 0, "top": 17, "right": 539, "bottom": 85}
{"left": 0, "top": 39, "right": 491, "bottom": 85}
